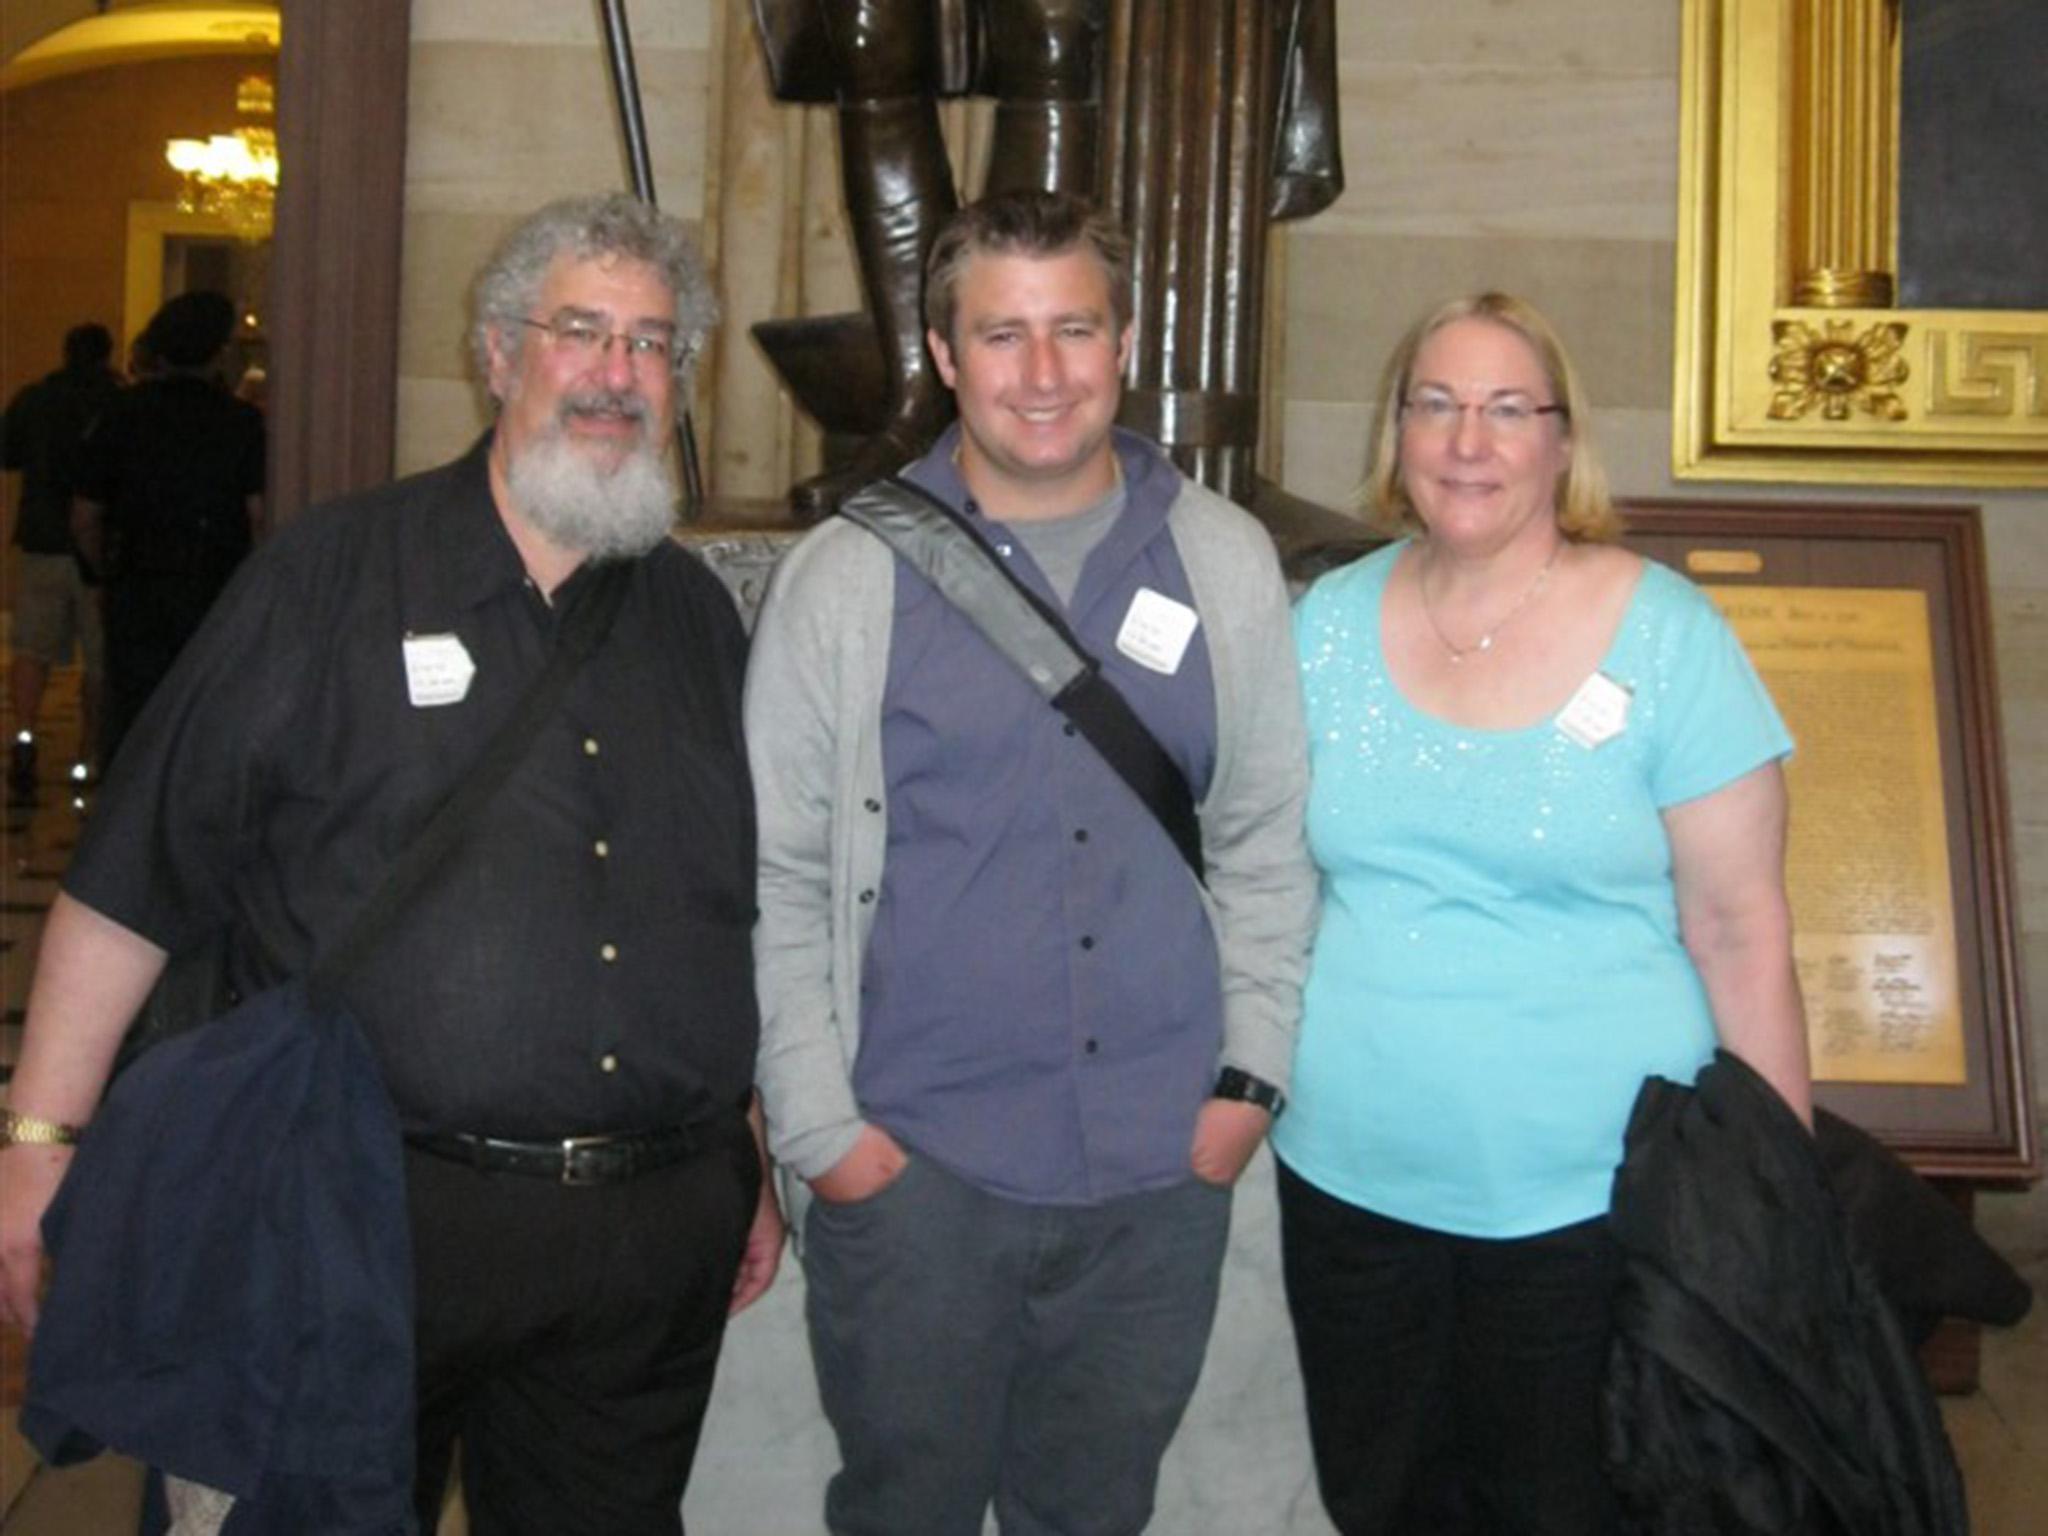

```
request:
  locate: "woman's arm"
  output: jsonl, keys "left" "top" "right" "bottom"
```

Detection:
{"left": 1663, "top": 760, "right": 1814, "bottom": 1128}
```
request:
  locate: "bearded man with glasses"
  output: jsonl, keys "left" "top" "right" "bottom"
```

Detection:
{"left": 0, "top": 194, "right": 783, "bottom": 1535}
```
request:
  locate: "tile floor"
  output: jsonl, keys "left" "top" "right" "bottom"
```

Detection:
{"left": 1, "top": 659, "right": 2042, "bottom": 1533}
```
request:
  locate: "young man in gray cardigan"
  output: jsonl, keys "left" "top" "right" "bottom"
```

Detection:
{"left": 746, "top": 190, "right": 1315, "bottom": 1536}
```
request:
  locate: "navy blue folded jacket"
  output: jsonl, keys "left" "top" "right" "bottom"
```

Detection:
{"left": 23, "top": 981, "right": 416, "bottom": 1534}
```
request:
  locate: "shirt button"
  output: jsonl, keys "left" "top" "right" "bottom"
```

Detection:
{"left": 594, "top": 839, "right": 610, "bottom": 859}
{"left": 858, "top": 888, "right": 876, "bottom": 905}
{"left": 583, "top": 737, "right": 601, "bottom": 757}
{"left": 1079, "top": 935, "right": 1095, "bottom": 951}
{"left": 1073, "top": 828, "right": 1089, "bottom": 843}
{"left": 600, "top": 942, "right": 619, "bottom": 962}
{"left": 864, "top": 798, "right": 882, "bottom": 813}
{"left": 1062, "top": 723, "right": 1078, "bottom": 738}
{"left": 599, "top": 1053, "right": 619, "bottom": 1073}
{"left": 1084, "top": 1039, "right": 1099, "bottom": 1055}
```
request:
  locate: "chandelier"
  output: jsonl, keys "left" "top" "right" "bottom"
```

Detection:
{"left": 165, "top": 75, "right": 278, "bottom": 241}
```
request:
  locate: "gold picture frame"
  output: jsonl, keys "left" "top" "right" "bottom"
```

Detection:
{"left": 1673, "top": 0, "right": 2048, "bottom": 487}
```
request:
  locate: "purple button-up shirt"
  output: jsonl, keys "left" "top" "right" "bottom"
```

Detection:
{"left": 852, "top": 430, "right": 1223, "bottom": 1205}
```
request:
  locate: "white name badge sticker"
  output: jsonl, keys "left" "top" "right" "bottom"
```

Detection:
{"left": 1115, "top": 587, "right": 1200, "bottom": 675}
{"left": 1555, "top": 670, "right": 1632, "bottom": 749}
{"left": 403, "top": 633, "right": 476, "bottom": 708}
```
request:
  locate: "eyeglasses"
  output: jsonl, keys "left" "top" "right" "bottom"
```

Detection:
{"left": 519, "top": 315, "right": 677, "bottom": 369}
{"left": 1400, "top": 389, "right": 1566, "bottom": 434}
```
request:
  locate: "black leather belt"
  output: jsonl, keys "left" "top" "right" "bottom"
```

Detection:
{"left": 404, "top": 1124, "right": 706, "bottom": 1185}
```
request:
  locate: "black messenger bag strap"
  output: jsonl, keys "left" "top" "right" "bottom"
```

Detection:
{"left": 310, "top": 559, "right": 633, "bottom": 995}
{"left": 837, "top": 475, "right": 1204, "bottom": 882}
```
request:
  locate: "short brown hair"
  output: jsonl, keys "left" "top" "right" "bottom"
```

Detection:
{"left": 1362, "top": 292, "right": 1622, "bottom": 544}
{"left": 923, "top": 190, "right": 1132, "bottom": 344}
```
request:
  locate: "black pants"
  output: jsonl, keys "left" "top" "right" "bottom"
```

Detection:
{"left": 406, "top": 1113, "right": 758, "bottom": 1536}
{"left": 1277, "top": 1160, "right": 1623, "bottom": 1536}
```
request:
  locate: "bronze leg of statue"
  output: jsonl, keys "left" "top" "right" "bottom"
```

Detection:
{"left": 789, "top": 0, "right": 959, "bottom": 521}
{"left": 981, "top": 0, "right": 1110, "bottom": 199}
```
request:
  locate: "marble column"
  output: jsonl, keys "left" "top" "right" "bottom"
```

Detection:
{"left": 1789, "top": 0, "right": 1899, "bottom": 308}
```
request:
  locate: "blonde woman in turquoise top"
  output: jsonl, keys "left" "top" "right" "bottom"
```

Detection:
{"left": 1274, "top": 293, "right": 1813, "bottom": 1536}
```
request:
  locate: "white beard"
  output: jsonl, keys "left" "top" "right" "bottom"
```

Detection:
{"left": 505, "top": 399, "right": 678, "bottom": 561}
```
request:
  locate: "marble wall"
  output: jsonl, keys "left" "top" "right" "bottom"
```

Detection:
{"left": 394, "top": 4, "right": 2045, "bottom": 1532}
{"left": 394, "top": 0, "right": 716, "bottom": 476}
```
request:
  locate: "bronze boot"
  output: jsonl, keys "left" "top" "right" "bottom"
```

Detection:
{"left": 788, "top": 95, "right": 959, "bottom": 521}
{"left": 982, "top": 0, "right": 1107, "bottom": 198}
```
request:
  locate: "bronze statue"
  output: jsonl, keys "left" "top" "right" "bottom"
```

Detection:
{"left": 751, "top": 0, "right": 1360, "bottom": 569}
{"left": 1097, "top": 0, "right": 1355, "bottom": 571}
{"left": 753, "top": 1, "right": 1112, "bottom": 517}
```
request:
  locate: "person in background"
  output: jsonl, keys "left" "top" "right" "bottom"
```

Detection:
{"left": 70, "top": 290, "right": 265, "bottom": 770}
{"left": 3, "top": 322, "right": 121, "bottom": 801}
{"left": 1278, "top": 291, "right": 1812, "bottom": 1535}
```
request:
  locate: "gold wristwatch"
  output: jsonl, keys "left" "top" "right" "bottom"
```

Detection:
{"left": 0, "top": 1107, "right": 84, "bottom": 1146}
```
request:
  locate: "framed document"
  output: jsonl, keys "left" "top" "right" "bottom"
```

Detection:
{"left": 1622, "top": 499, "right": 2035, "bottom": 1179}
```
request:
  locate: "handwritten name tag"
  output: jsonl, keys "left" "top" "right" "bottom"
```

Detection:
{"left": 1115, "top": 587, "right": 1200, "bottom": 675}
{"left": 1555, "top": 671, "right": 1631, "bottom": 748}
{"left": 403, "top": 634, "right": 476, "bottom": 708}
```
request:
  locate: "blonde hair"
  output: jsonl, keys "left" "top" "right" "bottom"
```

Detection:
{"left": 1360, "top": 292, "right": 1621, "bottom": 543}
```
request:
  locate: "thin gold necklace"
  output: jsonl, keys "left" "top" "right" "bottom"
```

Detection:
{"left": 1419, "top": 541, "right": 1563, "bottom": 663}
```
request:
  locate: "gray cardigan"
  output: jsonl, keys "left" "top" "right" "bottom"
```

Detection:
{"left": 744, "top": 470, "right": 1317, "bottom": 1186}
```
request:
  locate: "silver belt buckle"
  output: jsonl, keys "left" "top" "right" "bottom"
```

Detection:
{"left": 560, "top": 1132, "right": 618, "bottom": 1185}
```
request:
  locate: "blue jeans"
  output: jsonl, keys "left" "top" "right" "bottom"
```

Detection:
{"left": 803, "top": 1150, "right": 1232, "bottom": 1536}
{"left": 1278, "top": 1159, "right": 1624, "bottom": 1536}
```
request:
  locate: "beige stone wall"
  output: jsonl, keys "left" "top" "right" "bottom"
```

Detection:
{"left": 395, "top": 0, "right": 715, "bottom": 476}
{"left": 1279, "top": 2, "right": 1680, "bottom": 504}
{"left": 393, "top": 0, "right": 2044, "bottom": 1110}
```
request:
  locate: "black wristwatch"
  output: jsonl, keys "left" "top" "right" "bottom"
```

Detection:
{"left": 1212, "top": 1066, "right": 1286, "bottom": 1119}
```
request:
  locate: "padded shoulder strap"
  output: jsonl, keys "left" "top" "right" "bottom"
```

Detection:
{"left": 838, "top": 476, "right": 1203, "bottom": 881}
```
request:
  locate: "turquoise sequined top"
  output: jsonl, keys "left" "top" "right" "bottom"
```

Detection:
{"left": 1275, "top": 542, "right": 1793, "bottom": 1238}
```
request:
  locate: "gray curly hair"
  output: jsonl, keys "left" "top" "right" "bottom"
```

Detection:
{"left": 470, "top": 193, "right": 718, "bottom": 394}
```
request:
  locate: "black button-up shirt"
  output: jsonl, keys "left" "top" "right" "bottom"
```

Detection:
{"left": 67, "top": 439, "right": 758, "bottom": 1137}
